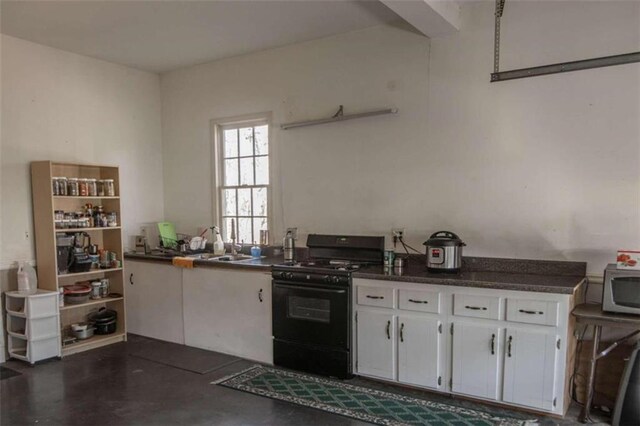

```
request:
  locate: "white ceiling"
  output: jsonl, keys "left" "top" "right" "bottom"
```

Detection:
{"left": 0, "top": 0, "right": 401, "bottom": 73}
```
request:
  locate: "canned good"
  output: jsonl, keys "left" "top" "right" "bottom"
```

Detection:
{"left": 383, "top": 250, "right": 395, "bottom": 267}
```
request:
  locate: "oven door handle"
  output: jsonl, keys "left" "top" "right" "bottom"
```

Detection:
{"left": 273, "top": 283, "right": 347, "bottom": 294}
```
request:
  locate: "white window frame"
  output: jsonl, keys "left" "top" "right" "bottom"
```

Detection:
{"left": 211, "top": 113, "right": 273, "bottom": 244}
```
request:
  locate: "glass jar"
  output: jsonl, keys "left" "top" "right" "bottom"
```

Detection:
{"left": 52, "top": 177, "right": 60, "bottom": 196}
{"left": 54, "top": 210, "right": 64, "bottom": 221}
{"left": 78, "top": 178, "right": 88, "bottom": 196}
{"left": 90, "top": 281, "right": 102, "bottom": 300}
{"left": 104, "top": 179, "right": 115, "bottom": 197}
{"left": 107, "top": 212, "right": 118, "bottom": 227}
{"left": 55, "top": 220, "right": 63, "bottom": 229}
{"left": 87, "top": 178, "right": 97, "bottom": 196}
{"left": 100, "top": 278, "right": 110, "bottom": 298}
{"left": 58, "top": 177, "right": 68, "bottom": 196}
{"left": 67, "top": 178, "right": 79, "bottom": 196}
{"left": 97, "top": 180, "right": 105, "bottom": 197}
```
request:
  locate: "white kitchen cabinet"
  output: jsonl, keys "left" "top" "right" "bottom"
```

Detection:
{"left": 356, "top": 310, "right": 395, "bottom": 380}
{"left": 451, "top": 322, "right": 502, "bottom": 401}
{"left": 503, "top": 328, "right": 559, "bottom": 411}
{"left": 182, "top": 268, "right": 272, "bottom": 364}
{"left": 125, "top": 260, "right": 184, "bottom": 344}
{"left": 398, "top": 315, "right": 442, "bottom": 389}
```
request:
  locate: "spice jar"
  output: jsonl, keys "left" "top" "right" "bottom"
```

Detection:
{"left": 97, "top": 180, "right": 105, "bottom": 197}
{"left": 67, "top": 178, "right": 79, "bottom": 196}
{"left": 104, "top": 179, "right": 115, "bottom": 197}
{"left": 78, "top": 178, "right": 88, "bottom": 196}
{"left": 58, "top": 177, "right": 68, "bottom": 196}
{"left": 54, "top": 210, "right": 64, "bottom": 221}
{"left": 87, "top": 178, "right": 97, "bottom": 196}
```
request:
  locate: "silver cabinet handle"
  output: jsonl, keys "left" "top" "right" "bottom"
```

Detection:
{"left": 519, "top": 309, "right": 543, "bottom": 315}
{"left": 491, "top": 333, "right": 495, "bottom": 355}
{"left": 408, "top": 299, "right": 428, "bottom": 304}
{"left": 465, "top": 305, "right": 487, "bottom": 311}
{"left": 258, "top": 288, "right": 263, "bottom": 303}
{"left": 366, "top": 295, "right": 384, "bottom": 300}
{"left": 507, "top": 335, "right": 513, "bottom": 357}
{"left": 400, "top": 323, "right": 405, "bottom": 342}
{"left": 386, "top": 320, "right": 391, "bottom": 339}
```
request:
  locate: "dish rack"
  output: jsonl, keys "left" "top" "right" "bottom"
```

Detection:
{"left": 5, "top": 290, "right": 61, "bottom": 364}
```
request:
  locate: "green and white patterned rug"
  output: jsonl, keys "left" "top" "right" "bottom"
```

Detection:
{"left": 213, "top": 365, "right": 538, "bottom": 426}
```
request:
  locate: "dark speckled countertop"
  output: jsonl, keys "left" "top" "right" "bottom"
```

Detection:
{"left": 125, "top": 252, "right": 586, "bottom": 294}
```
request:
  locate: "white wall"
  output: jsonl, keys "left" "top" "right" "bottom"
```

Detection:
{"left": 1, "top": 35, "right": 165, "bottom": 269}
{"left": 161, "top": 1, "right": 639, "bottom": 276}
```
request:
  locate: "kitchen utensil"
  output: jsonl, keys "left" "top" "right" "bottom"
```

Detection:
{"left": 423, "top": 231, "right": 465, "bottom": 273}
{"left": 71, "top": 323, "right": 95, "bottom": 340}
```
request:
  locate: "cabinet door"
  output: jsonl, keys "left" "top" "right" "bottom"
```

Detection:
{"left": 398, "top": 316, "right": 442, "bottom": 389}
{"left": 183, "top": 268, "right": 272, "bottom": 363}
{"left": 356, "top": 310, "right": 395, "bottom": 380}
{"left": 125, "top": 261, "right": 184, "bottom": 344}
{"left": 451, "top": 322, "right": 501, "bottom": 400}
{"left": 503, "top": 329, "right": 559, "bottom": 411}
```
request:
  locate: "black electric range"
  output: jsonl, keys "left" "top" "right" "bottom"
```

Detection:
{"left": 271, "top": 234, "right": 384, "bottom": 379}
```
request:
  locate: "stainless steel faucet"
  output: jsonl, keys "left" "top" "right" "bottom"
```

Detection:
{"left": 230, "top": 219, "right": 242, "bottom": 255}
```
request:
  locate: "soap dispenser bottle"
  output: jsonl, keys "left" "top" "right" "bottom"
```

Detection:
{"left": 212, "top": 226, "right": 225, "bottom": 255}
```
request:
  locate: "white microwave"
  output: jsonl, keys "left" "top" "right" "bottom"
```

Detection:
{"left": 603, "top": 264, "right": 640, "bottom": 315}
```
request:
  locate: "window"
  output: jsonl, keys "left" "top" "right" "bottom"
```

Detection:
{"left": 217, "top": 120, "right": 270, "bottom": 244}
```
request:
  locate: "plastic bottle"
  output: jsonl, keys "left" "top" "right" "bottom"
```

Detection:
{"left": 213, "top": 226, "right": 225, "bottom": 256}
{"left": 251, "top": 243, "right": 262, "bottom": 258}
{"left": 17, "top": 262, "right": 38, "bottom": 294}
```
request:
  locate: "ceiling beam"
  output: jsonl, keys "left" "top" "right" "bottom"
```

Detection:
{"left": 381, "top": 0, "right": 461, "bottom": 37}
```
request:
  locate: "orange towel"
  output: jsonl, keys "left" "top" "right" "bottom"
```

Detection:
{"left": 172, "top": 257, "right": 194, "bottom": 269}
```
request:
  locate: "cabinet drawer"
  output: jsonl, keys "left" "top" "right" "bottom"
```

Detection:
{"left": 398, "top": 289, "right": 440, "bottom": 314}
{"left": 357, "top": 286, "right": 395, "bottom": 308}
{"left": 453, "top": 294, "right": 501, "bottom": 320}
{"left": 506, "top": 299, "right": 559, "bottom": 326}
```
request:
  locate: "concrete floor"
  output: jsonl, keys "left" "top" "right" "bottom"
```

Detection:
{"left": 1, "top": 335, "right": 607, "bottom": 426}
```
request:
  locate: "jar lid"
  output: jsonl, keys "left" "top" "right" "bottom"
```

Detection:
{"left": 87, "top": 178, "right": 97, "bottom": 181}
{"left": 68, "top": 177, "right": 78, "bottom": 181}
{"left": 104, "top": 179, "right": 114, "bottom": 182}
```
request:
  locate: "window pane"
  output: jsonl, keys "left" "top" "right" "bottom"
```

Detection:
{"left": 238, "top": 188, "right": 251, "bottom": 216}
{"left": 253, "top": 217, "right": 268, "bottom": 244}
{"left": 239, "top": 127, "right": 253, "bottom": 157}
{"left": 255, "top": 125, "right": 268, "bottom": 155}
{"left": 239, "top": 157, "right": 254, "bottom": 186}
{"left": 253, "top": 187, "right": 267, "bottom": 216}
{"left": 224, "top": 159, "right": 238, "bottom": 186}
{"left": 238, "top": 218, "right": 252, "bottom": 244}
{"left": 255, "top": 156, "right": 269, "bottom": 185}
{"left": 223, "top": 129, "right": 238, "bottom": 158}
{"left": 222, "top": 189, "right": 236, "bottom": 216}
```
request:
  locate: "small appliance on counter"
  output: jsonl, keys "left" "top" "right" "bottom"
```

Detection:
{"left": 56, "top": 234, "right": 75, "bottom": 274}
{"left": 69, "top": 232, "right": 92, "bottom": 273}
{"left": 283, "top": 228, "right": 297, "bottom": 263}
{"left": 423, "top": 231, "right": 465, "bottom": 273}
{"left": 602, "top": 264, "right": 640, "bottom": 315}
{"left": 134, "top": 235, "right": 148, "bottom": 254}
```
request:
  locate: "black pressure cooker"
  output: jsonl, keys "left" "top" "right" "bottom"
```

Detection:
{"left": 423, "top": 231, "right": 466, "bottom": 273}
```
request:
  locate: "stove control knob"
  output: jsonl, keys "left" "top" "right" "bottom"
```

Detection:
{"left": 323, "top": 275, "right": 331, "bottom": 283}
{"left": 285, "top": 272, "right": 294, "bottom": 280}
{"left": 331, "top": 276, "right": 342, "bottom": 284}
{"left": 278, "top": 272, "right": 287, "bottom": 279}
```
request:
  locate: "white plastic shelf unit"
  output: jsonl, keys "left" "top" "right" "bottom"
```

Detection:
{"left": 5, "top": 290, "right": 61, "bottom": 364}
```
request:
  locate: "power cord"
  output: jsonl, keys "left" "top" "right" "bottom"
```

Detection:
{"left": 398, "top": 236, "right": 422, "bottom": 255}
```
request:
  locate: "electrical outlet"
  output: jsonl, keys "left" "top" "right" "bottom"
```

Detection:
{"left": 24, "top": 231, "right": 30, "bottom": 240}
{"left": 392, "top": 228, "right": 404, "bottom": 239}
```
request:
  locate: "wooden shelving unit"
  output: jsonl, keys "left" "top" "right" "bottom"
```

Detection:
{"left": 31, "top": 161, "right": 127, "bottom": 356}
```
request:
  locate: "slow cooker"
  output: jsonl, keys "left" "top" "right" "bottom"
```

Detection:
{"left": 423, "top": 231, "right": 465, "bottom": 273}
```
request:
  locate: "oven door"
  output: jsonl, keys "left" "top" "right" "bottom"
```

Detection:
{"left": 272, "top": 281, "right": 349, "bottom": 348}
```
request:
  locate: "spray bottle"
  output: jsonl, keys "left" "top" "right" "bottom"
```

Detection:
{"left": 212, "top": 226, "right": 225, "bottom": 255}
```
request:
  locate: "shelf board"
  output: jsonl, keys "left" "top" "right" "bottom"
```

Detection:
{"left": 53, "top": 196, "right": 119, "bottom": 200}
{"left": 61, "top": 331, "right": 126, "bottom": 356}
{"left": 58, "top": 268, "right": 123, "bottom": 279}
{"left": 60, "top": 296, "right": 124, "bottom": 311}
{"left": 56, "top": 226, "right": 121, "bottom": 233}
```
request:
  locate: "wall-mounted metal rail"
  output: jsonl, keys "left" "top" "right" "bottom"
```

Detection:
{"left": 491, "top": 0, "right": 640, "bottom": 82}
{"left": 280, "top": 106, "right": 398, "bottom": 130}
